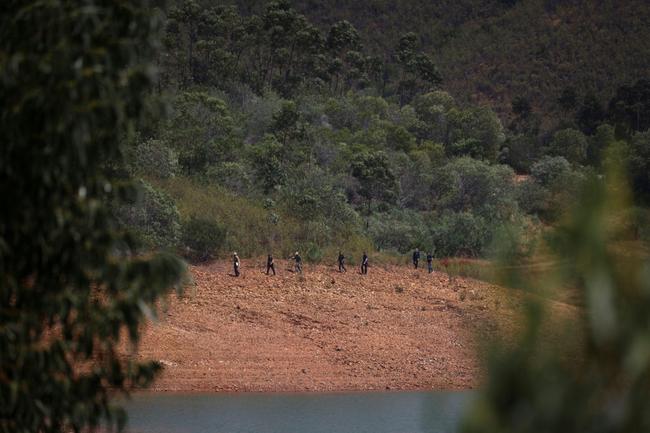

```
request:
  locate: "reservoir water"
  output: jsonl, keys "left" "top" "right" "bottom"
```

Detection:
{"left": 124, "top": 391, "right": 473, "bottom": 433}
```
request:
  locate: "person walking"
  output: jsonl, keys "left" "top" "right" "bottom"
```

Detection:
{"left": 293, "top": 251, "right": 302, "bottom": 273}
{"left": 338, "top": 251, "right": 346, "bottom": 273}
{"left": 233, "top": 252, "right": 240, "bottom": 277}
{"left": 361, "top": 252, "right": 368, "bottom": 275}
{"left": 427, "top": 251, "right": 433, "bottom": 274}
{"left": 266, "top": 254, "right": 276, "bottom": 275}
{"left": 413, "top": 248, "right": 420, "bottom": 269}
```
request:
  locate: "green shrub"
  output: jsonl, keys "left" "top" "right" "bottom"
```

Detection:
{"left": 249, "top": 135, "right": 287, "bottom": 193}
{"left": 461, "top": 176, "right": 650, "bottom": 433}
{"left": 367, "top": 209, "right": 429, "bottom": 253}
{"left": 152, "top": 177, "right": 311, "bottom": 257}
{"left": 446, "top": 107, "right": 505, "bottom": 162}
{"left": 386, "top": 124, "right": 416, "bottom": 152}
{"left": 530, "top": 155, "right": 572, "bottom": 187}
{"left": 237, "top": 88, "right": 283, "bottom": 142}
{"left": 431, "top": 157, "right": 518, "bottom": 220}
{"left": 164, "top": 91, "right": 239, "bottom": 175}
{"left": 206, "top": 162, "right": 253, "bottom": 195}
{"left": 113, "top": 179, "right": 181, "bottom": 249}
{"left": 305, "top": 242, "right": 324, "bottom": 263}
{"left": 134, "top": 139, "right": 179, "bottom": 179}
{"left": 431, "top": 211, "right": 491, "bottom": 257}
{"left": 516, "top": 178, "right": 550, "bottom": 216}
{"left": 527, "top": 156, "right": 586, "bottom": 221}
{"left": 391, "top": 151, "right": 434, "bottom": 209}
{"left": 548, "top": 128, "right": 588, "bottom": 165}
{"left": 279, "top": 170, "right": 360, "bottom": 237}
{"left": 181, "top": 217, "right": 227, "bottom": 262}
{"left": 499, "top": 134, "right": 539, "bottom": 173}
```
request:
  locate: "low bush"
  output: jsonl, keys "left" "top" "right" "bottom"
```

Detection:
{"left": 430, "top": 211, "right": 491, "bottom": 257}
{"left": 134, "top": 139, "right": 179, "bottom": 179}
{"left": 181, "top": 216, "right": 227, "bottom": 262}
{"left": 305, "top": 242, "right": 324, "bottom": 263}
{"left": 206, "top": 162, "right": 254, "bottom": 195}
{"left": 367, "top": 209, "right": 429, "bottom": 253}
{"left": 530, "top": 155, "right": 572, "bottom": 187}
{"left": 113, "top": 179, "right": 181, "bottom": 249}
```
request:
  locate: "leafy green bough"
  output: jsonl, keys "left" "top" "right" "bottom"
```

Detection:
{"left": 461, "top": 156, "right": 650, "bottom": 432}
{"left": 1, "top": 1, "right": 185, "bottom": 432}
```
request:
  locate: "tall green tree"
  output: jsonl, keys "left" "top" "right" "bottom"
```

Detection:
{"left": 0, "top": 2, "right": 185, "bottom": 432}
{"left": 326, "top": 20, "right": 363, "bottom": 93}
{"left": 350, "top": 152, "right": 398, "bottom": 213}
{"left": 395, "top": 32, "right": 441, "bottom": 105}
{"left": 608, "top": 78, "right": 650, "bottom": 135}
{"left": 166, "top": 0, "right": 202, "bottom": 86}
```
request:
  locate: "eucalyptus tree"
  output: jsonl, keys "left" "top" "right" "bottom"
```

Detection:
{"left": 0, "top": 1, "right": 185, "bottom": 431}
{"left": 395, "top": 32, "right": 442, "bottom": 105}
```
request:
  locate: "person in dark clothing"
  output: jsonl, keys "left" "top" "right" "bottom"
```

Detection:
{"left": 233, "top": 252, "right": 240, "bottom": 277}
{"left": 427, "top": 252, "right": 433, "bottom": 273}
{"left": 266, "top": 254, "right": 276, "bottom": 275}
{"left": 338, "top": 252, "right": 346, "bottom": 272}
{"left": 361, "top": 252, "right": 368, "bottom": 274}
{"left": 413, "top": 248, "right": 420, "bottom": 269}
{"left": 294, "top": 251, "right": 302, "bottom": 273}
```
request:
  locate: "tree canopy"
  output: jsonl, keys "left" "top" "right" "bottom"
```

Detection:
{"left": 0, "top": 2, "right": 185, "bottom": 431}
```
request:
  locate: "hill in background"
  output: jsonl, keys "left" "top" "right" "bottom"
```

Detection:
{"left": 230, "top": 0, "right": 650, "bottom": 128}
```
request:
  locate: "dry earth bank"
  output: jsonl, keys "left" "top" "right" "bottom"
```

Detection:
{"left": 133, "top": 260, "right": 577, "bottom": 392}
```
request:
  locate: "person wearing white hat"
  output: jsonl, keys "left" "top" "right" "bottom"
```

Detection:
{"left": 293, "top": 251, "right": 302, "bottom": 273}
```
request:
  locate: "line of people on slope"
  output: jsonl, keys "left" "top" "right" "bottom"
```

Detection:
{"left": 232, "top": 248, "right": 432, "bottom": 277}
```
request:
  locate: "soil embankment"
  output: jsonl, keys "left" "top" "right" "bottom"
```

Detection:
{"left": 134, "top": 260, "right": 576, "bottom": 392}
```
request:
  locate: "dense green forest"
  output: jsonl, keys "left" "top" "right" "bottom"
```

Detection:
{"left": 231, "top": 0, "right": 650, "bottom": 129}
{"left": 119, "top": 0, "right": 650, "bottom": 262}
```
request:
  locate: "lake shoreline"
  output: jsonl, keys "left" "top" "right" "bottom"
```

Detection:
{"left": 130, "top": 383, "right": 478, "bottom": 395}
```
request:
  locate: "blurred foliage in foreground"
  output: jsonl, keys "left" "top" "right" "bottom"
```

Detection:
{"left": 461, "top": 157, "right": 650, "bottom": 432}
{"left": 0, "top": 1, "right": 185, "bottom": 432}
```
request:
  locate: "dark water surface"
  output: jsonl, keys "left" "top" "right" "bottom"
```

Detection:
{"left": 124, "top": 391, "right": 473, "bottom": 433}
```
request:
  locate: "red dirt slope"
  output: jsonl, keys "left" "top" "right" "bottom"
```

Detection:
{"left": 133, "top": 259, "right": 576, "bottom": 392}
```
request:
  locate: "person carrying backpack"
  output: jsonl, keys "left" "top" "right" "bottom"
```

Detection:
{"left": 338, "top": 251, "right": 346, "bottom": 273}
{"left": 233, "top": 252, "right": 240, "bottom": 277}
{"left": 266, "top": 254, "right": 276, "bottom": 275}
{"left": 412, "top": 248, "right": 420, "bottom": 269}
{"left": 361, "top": 252, "right": 369, "bottom": 274}
{"left": 427, "top": 251, "right": 433, "bottom": 274}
